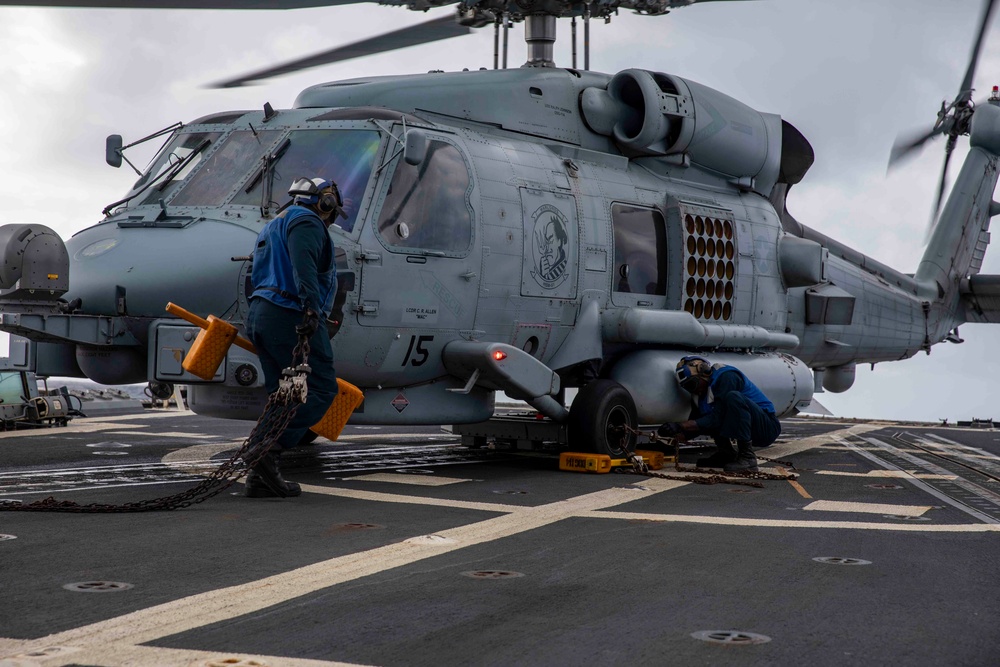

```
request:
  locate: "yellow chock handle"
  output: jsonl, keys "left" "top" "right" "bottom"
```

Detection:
{"left": 165, "top": 302, "right": 256, "bottom": 354}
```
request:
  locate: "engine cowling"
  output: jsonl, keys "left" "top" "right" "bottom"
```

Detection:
{"left": 580, "top": 69, "right": 782, "bottom": 196}
{"left": 608, "top": 349, "right": 813, "bottom": 424}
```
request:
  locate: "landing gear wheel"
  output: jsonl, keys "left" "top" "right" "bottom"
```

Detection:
{"left": 568, "top": 379, "right": 637, "bottom": 457}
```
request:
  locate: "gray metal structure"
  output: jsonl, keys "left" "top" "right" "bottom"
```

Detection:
{"left": 1, "top": 0, "right": 999, "bottom": 454}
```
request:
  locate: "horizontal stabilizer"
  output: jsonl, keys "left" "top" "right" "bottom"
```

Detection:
{"left": 960, "top": 274, "right": 1000, "bottom": 323}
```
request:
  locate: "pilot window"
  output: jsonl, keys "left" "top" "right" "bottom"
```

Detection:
{"left": 612, "top": 204, "right": 667, "bottom": 296}
{"left": 229, "top": 129, "right": 381, "bottom": 234}
{"left": 170, "top": 130, "right": 282, "bottom": 208}
{"left": 376, "top": 140, "right": 472, "bottom": 254}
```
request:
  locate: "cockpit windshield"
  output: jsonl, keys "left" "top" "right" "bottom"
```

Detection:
{"left": 116, "top": 127, "right": 381, "bottom": 234}
{"left": 230, "top": 129, "right": 381, "bottom": 234}
{"left": 169, "top": 129, "right": 282, "bottom": 208}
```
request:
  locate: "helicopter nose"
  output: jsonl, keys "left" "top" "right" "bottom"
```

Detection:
{"left": 65, "top": 218, "right": 259, "bottom": 318}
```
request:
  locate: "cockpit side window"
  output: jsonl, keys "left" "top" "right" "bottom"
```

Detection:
{"left": 129, "top": 131, "right": 221, "bottom": 208}
{"left": 230, "top": 129, "right": 381, "bottom": 234}
{"left": 612, "top": 204, "right": 667, "bottom": 296}
{"left": 376, "top": 139, "right": 473, "bottom": 254}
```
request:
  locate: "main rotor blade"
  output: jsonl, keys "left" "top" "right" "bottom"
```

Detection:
{"left": 0, "top": 1, "right": 372, "bottom": 7}
{"left": 888, "top": 125, "right": 942, "bottom": 170}
{"left": 210, "top": 14, "right": 472, "bottom": 88}
{"left": 956, "top": 0, "right": 998, "bottom": 103}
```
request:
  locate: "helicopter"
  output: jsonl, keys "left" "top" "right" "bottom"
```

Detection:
{"left": 1, "top": 0, "right": 999, "bottom": 455}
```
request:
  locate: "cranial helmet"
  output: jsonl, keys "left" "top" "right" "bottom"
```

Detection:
{"left": 675, "top": 355, "right": 713, "bottom": 392}
{"left": 288, "top": 177, "right": 346, "bottom": 219}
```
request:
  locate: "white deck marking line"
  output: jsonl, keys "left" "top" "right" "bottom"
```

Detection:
{"left": 2, "top": 643, "right": 371, "bottom": 667}
{"left": 78, "top": 411, "right": 196, "bottom": 422}
{"left": 6, "top": 480, "right": 685, "bottom": 658}
{"left": 101, "top": 431, "right": 219, "bottom": 439}
{"left": 342, "top": 472, "right": 472, "bottom": 486}
{"left": 921, "top": 432, "right": 986, "bottom": 448}
{"left": 802, "top": 500, "right": 931, "bottom": 516}
{"left": 763, "top": 424, "right": 883, "bottom": 458}
{"left": 301, "top": 485, "right": 524, "bottom": 513}
{"left": 159, "top": 442, "right": 246, "bottom": 477}
{"left": 841, "top": 434, "right": 1000, "bottom": 525}
{"left": 914, "top": 437, "right": 1000, "bottom": 464}
{"left": 585, "top": 510, "right": 1000, "bottom": 531}
{"left": 863, "top": 436, "right": 1000, "bottom": 506}
{"left": 816, "top": 470, "right": 957, "bottom": 480}
{"left": 162, "top": 443, "right": 243, "bottom": 467}
{"left": 333, "top": 434, "right": 459, "bottom": 441}
{"left": 0, "top": 423, "right": 132, "bottom": 440}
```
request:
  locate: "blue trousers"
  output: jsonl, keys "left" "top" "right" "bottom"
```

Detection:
{"left": 246, "top": 298, "right": 338, "bottom": 450}
{"left": 706, "top": 391, "right": 781, "bottom": 449}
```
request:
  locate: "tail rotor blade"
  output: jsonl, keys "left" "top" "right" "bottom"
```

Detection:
{"left": 957, "top": 0, "right": 999, "bottom": 103}
{"left": 888, "top": 125, "right": 942, "bottom": 170}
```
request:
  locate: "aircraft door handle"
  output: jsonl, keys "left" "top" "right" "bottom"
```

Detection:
{"left": 357, "top": 251, "right": 381, "bottom": 263}
{"left": 461, "top": 271, "right": 478, "bottom": 281}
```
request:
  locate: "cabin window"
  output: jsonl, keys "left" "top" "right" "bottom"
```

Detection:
{"left": 611, "top": 204, "right": 667, "bottom": 296}
{"left": 376, "top": 139, "right": 473, "bottom": 254}
{"left": 229, "top": 129, "right": 381, "bottom": 234}
{"left": 170, "top": 130, "right": 282, "bottom": 208}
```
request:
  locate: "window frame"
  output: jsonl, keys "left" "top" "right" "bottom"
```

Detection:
{"left": 368, "top": 132, "right": 476, "bottom": 258}
{"left": 610, "top": 202, "right": 668, "bottom": 300}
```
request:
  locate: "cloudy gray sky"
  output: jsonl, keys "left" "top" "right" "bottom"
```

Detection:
{"left": 0, "top": 0, "right": 998, "bottom": 422}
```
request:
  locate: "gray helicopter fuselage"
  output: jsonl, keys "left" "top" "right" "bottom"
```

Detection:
{"left": 3, "top": 66, "right": 988, "bottom": 427}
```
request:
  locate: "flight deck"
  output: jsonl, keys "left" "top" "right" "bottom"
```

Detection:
{"left": 1, "top": 411, "right": 998, "bottom": 666}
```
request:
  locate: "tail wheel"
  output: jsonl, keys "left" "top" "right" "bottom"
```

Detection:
{"left": 568, "top": 379, "right": 637, "bottom": 457}
{"left": 28, "top": 397, "right": 49, "bottom": 420}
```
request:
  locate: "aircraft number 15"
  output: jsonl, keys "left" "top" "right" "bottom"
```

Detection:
{"left": 402, "top": 335, "right": 433, "bottom": 367}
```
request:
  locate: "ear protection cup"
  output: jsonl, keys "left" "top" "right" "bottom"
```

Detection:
{"left": 317, "top": 192, "right": 337, "bottom": 214}
{"left": 676, "top": 355, "right": 712, "bottom": 390}
{"left": 316, "top": 184, "right": 343, "bottom": 215}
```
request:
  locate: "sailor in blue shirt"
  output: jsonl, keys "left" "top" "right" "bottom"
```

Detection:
{"left": 658, "top": 356, "right": 781, "bottom": 472}
{"left": 244, "top": 177, "right": 345, "bottom": 498}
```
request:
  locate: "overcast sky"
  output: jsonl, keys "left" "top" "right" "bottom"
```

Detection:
{"left": 0, "top": 0, "right": 998, "bottom": 422}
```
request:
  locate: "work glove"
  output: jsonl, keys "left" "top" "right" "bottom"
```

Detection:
{"left": 657, "top": 422, "right": 686, "bottom": 442}
{"left": 295, "top": 309, "right": 321, "bottom": 338}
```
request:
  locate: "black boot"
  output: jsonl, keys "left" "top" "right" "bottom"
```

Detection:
{"left": 724, "top": 441, "right": 758, "bottom": 472}
{"left": 245, "top": 452, "right": 301, "bottom": 498}
{"left": 697, "top": 440, "right": 737, "bottom": 468}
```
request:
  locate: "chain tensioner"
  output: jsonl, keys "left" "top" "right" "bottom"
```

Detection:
{"left": 617, "top": 425, "right": 797, "bottom": 488}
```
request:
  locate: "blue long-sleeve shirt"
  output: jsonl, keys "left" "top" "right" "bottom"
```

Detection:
{"left": 286, "top": 214, "right": 334, "bottom": 315}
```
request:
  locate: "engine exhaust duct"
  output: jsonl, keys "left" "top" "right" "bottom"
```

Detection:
{"left": 581, "top": 69, "right": 783, "bottom": 196}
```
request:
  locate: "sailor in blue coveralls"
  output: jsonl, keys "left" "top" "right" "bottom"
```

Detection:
{"left": 244, "top": 177, "right": 344, "bottom": 498}
{"left": 658, "top": 356, "right": 781, "bottom": 472}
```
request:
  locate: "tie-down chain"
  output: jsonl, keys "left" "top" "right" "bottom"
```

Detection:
{"left": 0, "top": 339, "right": 313, "bottom": 513}
{"left": 617, "top": 424, "right": 797, "bottom": 489}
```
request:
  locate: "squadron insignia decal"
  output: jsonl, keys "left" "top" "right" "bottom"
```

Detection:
{"left": 530, "top": 205, "right": 570, "bottom": 289}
